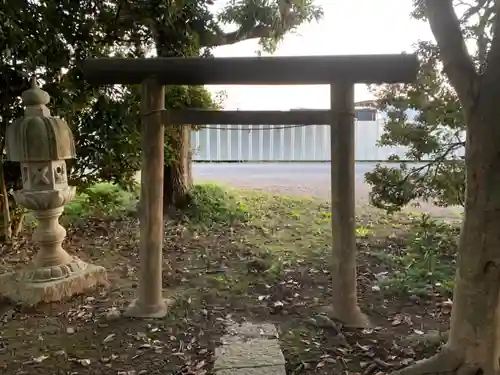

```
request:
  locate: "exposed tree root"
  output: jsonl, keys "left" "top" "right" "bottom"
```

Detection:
{"left": 400, "top": 330, "right": 449, "bottom": 347}
{"left": 320, "top": 305, "right": 371, "bottom": 328}
{"left": 390, "top": 347, "right": 478, "bottom": 375}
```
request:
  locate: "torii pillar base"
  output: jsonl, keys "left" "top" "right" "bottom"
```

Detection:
{"left": 123, "top": 297, "right": 175, "bottom": 318}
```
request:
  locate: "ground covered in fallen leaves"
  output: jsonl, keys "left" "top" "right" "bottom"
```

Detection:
{"left": 0, "top": 183, "right": 460, "bottom": 375}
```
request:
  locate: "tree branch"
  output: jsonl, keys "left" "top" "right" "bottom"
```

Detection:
{"left": 476, "top": 0, "right": 494, "bottom": 68}
{"left": 424, "top": 0, "right": 478, "bottom": 105}
{"left": 201, "top": 0, "right": 302, "bottom": 48}
{"left": 484, "top": 0, "right": 500, "bottom": 81}
{"left": 201, "top": 25, "right": 277, "bottom": 48}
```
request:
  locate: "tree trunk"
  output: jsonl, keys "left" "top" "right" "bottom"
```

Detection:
{"left": 0, "top": 163, "right": 12, "bottom": 243}
{"left": 163, "top": 124, "right": 192, "bottom": 212}
{"left": 392, "top": 104, "right": 500, "bottom": 375}
{"left": 154, "top": 43, "right": 194, "bottom": 213}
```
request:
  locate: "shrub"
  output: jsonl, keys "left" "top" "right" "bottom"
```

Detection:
{"left": 64, "top": 183, "right": 139, "bottom": 219}
{"left": 381, "top": 214, "right": 458, "bottom": 296}
{"left": 184, "top": 184, "right": 249, "bottom": 227}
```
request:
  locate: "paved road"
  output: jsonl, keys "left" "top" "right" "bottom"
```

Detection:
{"left": 193, "top": 162, "right": 462, "bottom": 219}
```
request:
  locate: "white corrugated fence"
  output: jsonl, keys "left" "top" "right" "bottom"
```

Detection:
{"left": 191, "top": 120, "right": 420, "bottom": 162}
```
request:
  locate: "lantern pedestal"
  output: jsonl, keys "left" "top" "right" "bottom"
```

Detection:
{"left": 0, "top": 188, "right": 108, "bottom": 305}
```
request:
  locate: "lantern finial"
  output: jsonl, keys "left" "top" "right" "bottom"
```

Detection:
{"left": 22, "top": 78, "right": 51, "bottom": 116}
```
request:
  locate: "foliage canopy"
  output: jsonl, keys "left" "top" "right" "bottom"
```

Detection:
{"left": 365, "top": 0, "right": 496, "bottom": 213}
{"left": 0, "top": 0, "right": 322, "bottom": 187}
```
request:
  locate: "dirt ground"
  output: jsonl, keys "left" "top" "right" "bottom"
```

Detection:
{"left": 0, "top": 186, "right": 456, "bottom": 375}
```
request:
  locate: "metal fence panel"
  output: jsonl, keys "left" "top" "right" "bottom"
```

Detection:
{"left": 191, "top": 121, "right": 466, "bottom": 162}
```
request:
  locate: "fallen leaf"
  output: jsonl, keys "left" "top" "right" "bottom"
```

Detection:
{"left": 76, "top": 358, "right": 91, "bottom": 366}
{"left": 31, "top": 355, "right": 49, "bottom": 363}
{"left": 103, "top": 334, "right": 115, "bottom": 343}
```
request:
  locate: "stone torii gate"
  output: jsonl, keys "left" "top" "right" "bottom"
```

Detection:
{"left": 81, "top": 54, "right": 418, "bottom": 325}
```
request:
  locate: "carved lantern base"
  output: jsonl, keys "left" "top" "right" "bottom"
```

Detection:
{"left": 0, "top": 259, "right": 108, "bottom": 306}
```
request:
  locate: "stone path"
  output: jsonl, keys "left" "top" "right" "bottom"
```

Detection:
{"left": 214, "top": 321, "right": 286, "bottom": 375}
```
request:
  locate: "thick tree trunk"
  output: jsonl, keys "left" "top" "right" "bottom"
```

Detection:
{"left": 445, "top": 109, "right": 500, "bottom": 374}
{"left": 163, "top": 125, "right": 192, "bottom": 212}
{"left": 393, "top": 106, "right": 500, "bottom": 375}
{"left": 154, "top": 44, "right": 194, "bottom": 213}
{"left": 394, "top": 4, "right": 500, "bottom": 375}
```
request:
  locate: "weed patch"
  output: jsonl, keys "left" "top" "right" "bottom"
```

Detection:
{"left": 183, "top": 183, "right": 249, "bottom": 227}
{"left": 64, "top": 183, "right": 138, "bottom": 220}
{"left": 378, "top": 214, "right": 458, "bottom": 296}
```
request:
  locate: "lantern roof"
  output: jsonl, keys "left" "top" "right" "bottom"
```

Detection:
{"left": 6, "top": 79, "right": 76, "bottom": 162}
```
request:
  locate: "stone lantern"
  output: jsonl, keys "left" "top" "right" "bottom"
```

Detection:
{"left": 0, "top": 79, "right": 107, "bottom": 305}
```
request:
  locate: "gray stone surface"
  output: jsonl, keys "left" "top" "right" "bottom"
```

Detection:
{"left": 226, "top": 321, "right": 279, "bottom": 339}
{"left": 214, "top": 321, "right": 287, "bottom": 375}
{"left": 214, "top": 338, "right": 285, "bottom": 370}
{"left": 216, "top": 366, "right": 287, "bottom": 375}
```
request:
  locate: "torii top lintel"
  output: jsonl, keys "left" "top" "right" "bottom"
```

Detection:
{"left": 80, "top": 54, "right": 418, "bottom": 86}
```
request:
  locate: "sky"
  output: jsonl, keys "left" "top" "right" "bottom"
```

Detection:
{"left": 208, "top": 0, "right": 434, "bottom": 110}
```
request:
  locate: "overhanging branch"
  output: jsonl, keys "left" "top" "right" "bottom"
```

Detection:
{"left": 485, "top": 0, "right": 500, "bottom": 81}
{"left": 476, "top": 0, "right": 494, "bottom": 68}
{"left": 424, "top": 0, "right": 478, "bottom": 105}
{"left": 201, "top": 25, "right": 277, "bottom": 47}
{"left": 201, "top": 1, "right": 299, "bottom": 47}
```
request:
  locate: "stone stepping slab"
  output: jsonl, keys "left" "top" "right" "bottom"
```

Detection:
{"left": 214, "top": 321, "right": 286, "bottom": 375}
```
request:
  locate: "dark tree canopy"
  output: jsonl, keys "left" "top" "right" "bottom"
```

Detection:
{"left": 0, "top": 0, "right": 323, "bottom": 189}
{"left": 0, "top": 0, "right": 323, "bottom": 238}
